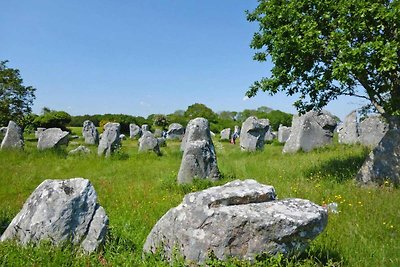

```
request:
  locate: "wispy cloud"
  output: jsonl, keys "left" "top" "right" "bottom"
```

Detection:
{"left": 242, "top": 96, "right": 250, "bottom": 101}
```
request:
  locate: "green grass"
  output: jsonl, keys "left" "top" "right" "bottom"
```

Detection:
{"left": 0, "top": 132, "right": 399, "bottom": 266}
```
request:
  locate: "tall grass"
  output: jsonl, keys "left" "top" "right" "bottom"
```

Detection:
{"left": 0, "top": 132, "right": 399, "bottom": 266}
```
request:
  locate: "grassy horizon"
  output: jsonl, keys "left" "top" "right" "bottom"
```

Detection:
{"left": 0, "top": 131, "right": 399, "bottom": 266}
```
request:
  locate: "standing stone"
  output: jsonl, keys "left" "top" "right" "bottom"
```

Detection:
{"left": 37, "top": 128, "right": 69, "bottom": 150}
{"left": 358, "top": 115, "right": 388, "bottom": 147}
{"left": 167, "top": 123, "right": 185, "bottom": 140}
{"left": 177, "top": 118, "right": 220, "bottom": 184}
{"left": 240, "top": 117, "right": 269, "bottom": 151}
{"left": 141, "top": 124, "right": 150, "bottom": 132}
{"left": 278, "top": 124, "right": 291, "bottom": 143}
{"left": 264, "top": 126, "right": 276, "bottom": 141}
{"left": 234, "top": 125, "right": 240, "bottom": 136}
{"left": 338, "top": 110, "right": 359, "bottom": 144}
{"left": 143, "top": 179, "right": 327, "bottom": 264}
{"left": 35, "top": 127, "right": 46, "bottom": 139}
{"left": 119, "top": 134, "right": 126, "bottom": 140}
{"left": 139, "top": 131, "right": 161, "bottom": 155}
{"left": 356, "top": 128, "right": 400, "bottom": 185}
{"left": 220, "top": 128, "right": 231, "bottom": 140}
{"left": 1, "top": 121, "right": 24, "bottom": 150}
{"left": 97, "top": 122, "right": 121, "bottom": 157}
{"left": 129, "top": 123, "right": 142, "bottom": 139}
{"left": 283, "top": 110, "right": 337, "bottom": 153}
{"left": 82, "top": 120, "right": 99, "bottom": 145}
{"left": 0, "top": 178, "right": 109, "bottom": 253}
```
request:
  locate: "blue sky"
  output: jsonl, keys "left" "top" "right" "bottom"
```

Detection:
{"left": 0, "top": 0, "right": 367, "bottom": 120}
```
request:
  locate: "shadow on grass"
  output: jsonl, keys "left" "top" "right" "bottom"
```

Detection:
{"left": 304, "top": 150, "right": 369, "bottom": 183}
{"left": 0, "top": 216, "right": 11, "bottom": 236}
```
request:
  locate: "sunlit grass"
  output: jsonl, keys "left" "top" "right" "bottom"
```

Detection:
{"left": 0, "top": 133, "right": 399, "bottom": 266}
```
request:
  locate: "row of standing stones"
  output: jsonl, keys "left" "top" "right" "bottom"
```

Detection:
{"left": 0, "top": 111, "right": 398, "bottom": 264}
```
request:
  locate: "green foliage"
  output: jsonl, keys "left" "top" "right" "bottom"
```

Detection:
{"left": 184, "top": 103, "right": 218, "bottom": 123}
{"left": 247, "top": 0, "right": 400, "bottom": 120}
{"left": 34, "top": 110, "right": 71, "bottom": 130}
{"left": 148, "top": 114, "right": 168, "bottom": 128}
{"left": 0, "top": 60, "right": 36, "bottom": 126}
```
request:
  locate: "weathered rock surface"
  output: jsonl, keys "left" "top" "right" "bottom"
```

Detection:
{"left": 177, "top": 118, "right": 220, "bottom": 184}
{"left": 141, "top": 124, "right": 150, "bottom": 132}
{"left": 337, "top": 110, "right": 359, "bottom": 144}
{"left": 97, "top": 122, "right": 121, "bottom": 157}
{"left": 37, "top": 128, "right": 69, "bottom": 150}
{"left": 144, "top": 179, "right": 328, "bottom": 264}
{"left": 220, "top": 128, "right": 231, "bottom": 140}
{"left": 357, "top": 128, "right": 400, "bottom": 185}
{"left": 264, "top": 127, "right": 276, "bottom": 141}
{"left": 139, "top": 131, "right": 161, "bottom": 155}
{"left": 119, "top": 134, "right": 126, "bottom": 140}
{"left": 358, "top": 116, "right": 388, "bottom": 147}
{"left": 278, "top": 125, "right": 291, "bottom": 143}
{"left": 167, "top": 123, "right": 185, "bottom": 140}
{"left": 283, "top": 111, "right": 337, "bottom": 153}
{"left": 35, "top": 128, "right": 46, "bottom": 139}
{"left": 240, "top": 117, "right": 269, "bottom": 151}
{"left": 234, "top": 125, "right": 240, "bottom": 135}
{"left": 82, "top": 120, "right": 99, "bottom": 145}
{"left": 0, "top": 178, "right": 109, "bottom": 253}
{"left": 69, "top": 145, "right": 91, "bottom": 155}
{"left": 129, "top": 123, "right": 142, "bottom": 139}
{"left": 1, "top": 121, "right": 24, "bottom": 150}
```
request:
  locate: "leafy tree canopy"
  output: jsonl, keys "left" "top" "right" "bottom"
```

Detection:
{"left": 184, "top": 103, "right": 218, "bottom": 123}
{"left": 0, "top": 60, "right": 36, "bottom": 126}
{"left": 34, "top": 109, "right": 71, "bottom": 130}
{"left": 247, "top": 0, "right": 400, "bottom": 124}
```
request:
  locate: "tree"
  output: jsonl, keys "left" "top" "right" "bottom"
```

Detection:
{"left": 246, "top": 0, "right": 400, "bottom": 126}
{"left": 34, "top": 110, "right": 71, "bottom": 130}
{"left": 0, "top": 61, "right": 36, "bottom": 126}
{"left": 184, "top": 103, "right": 218, "bottom": 123}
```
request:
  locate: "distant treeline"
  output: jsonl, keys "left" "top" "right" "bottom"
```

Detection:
{"left": 24, "top": 104, "right": 293, "bottom": 134}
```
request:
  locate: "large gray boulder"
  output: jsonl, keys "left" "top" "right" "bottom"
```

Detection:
{"left": 358, "top": 115, "right": 388, "bottom": 147}
{"left": 283, "top": 111, "right": 337, "bottom": 153}
{"left": 139, "top": 131, "right": 161, "bottom": 155}
{"left": 356, "top": 128, "right": 400, "bottom": 185}
{"left": 0, "top": 178, "right": 109, "bottom": 253}
{"left": 143, "top": 179, "right": 328, "bottom": 264}
{"left": 129, "top": 123, "right": 142, "bottom": 139}
{"left": 97, "top": 122, "right": 121, "bottom": 157}
{"left": 338, "top": 110, "right": 359, "bottom": 144}
{"left": 177, "top": 118, "right": 220, "bottom": 184}
{"left": 167, "top": 123, "right": 185, "bottom": 140}
{"left": 37, "top": 128, "right": 69, "bottom": 150}
{"left": 141, "top": 124, "right": 150, "bottom": 132}
{"left": 35, "top": 127, "right": 46, "bottom": 139}
{"left": 0, "top": 121, "right": 24, "bottom": 150}
{"left": 220, "top": 128, "right": 231, "bottom": 140}
{"left": 82, "top": 120, "right": 99, "bottom": 145}
{"left": 240, "top": 117, "right": 269, "bottom": 151}
{"left": 278, "top": 124, "right": 291, "bottom": 143}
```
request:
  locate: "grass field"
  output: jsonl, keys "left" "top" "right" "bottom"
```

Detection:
{"left": 0, "top": 128, "right": 399, "bottom": 266}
